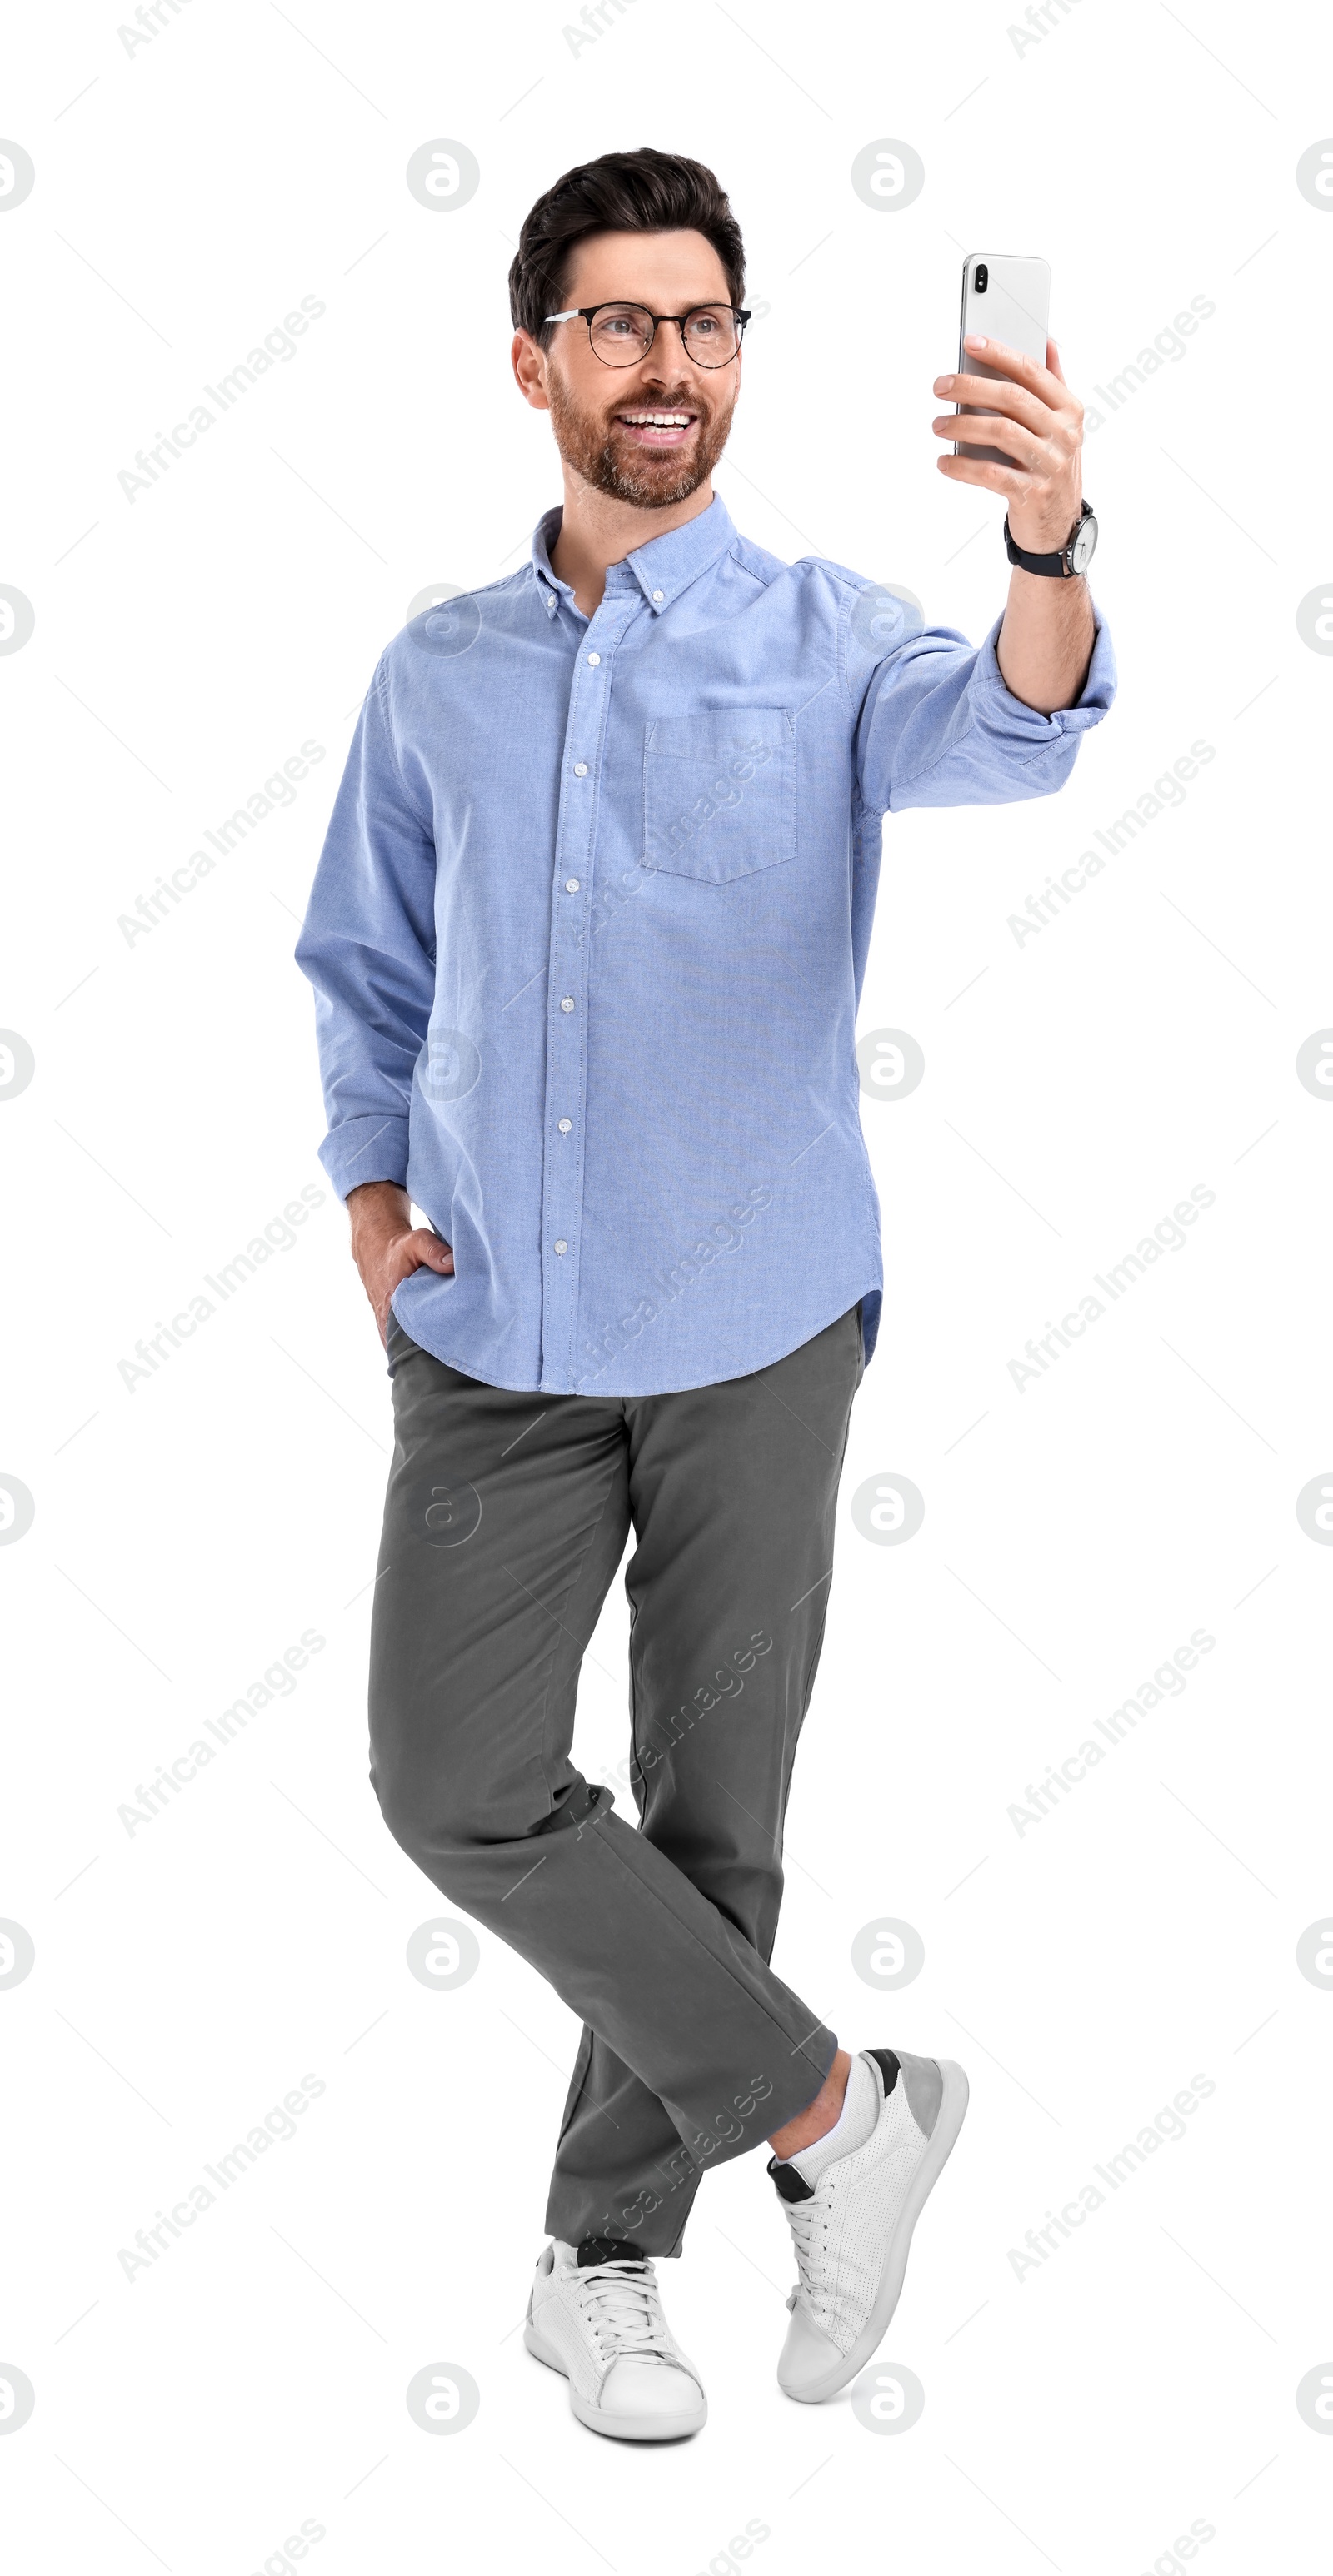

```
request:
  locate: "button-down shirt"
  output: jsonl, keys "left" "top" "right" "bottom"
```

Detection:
{"left": 296, "top": 496, "right": 1114, "bottom": 1394}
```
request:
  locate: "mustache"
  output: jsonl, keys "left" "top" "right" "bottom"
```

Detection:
{"left": 603, "top": 390, "right": 709, "bottom": 416}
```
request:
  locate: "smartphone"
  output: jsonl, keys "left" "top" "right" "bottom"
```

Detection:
{"left": 955, "top": 252, "right": 1051, "bottom": 469}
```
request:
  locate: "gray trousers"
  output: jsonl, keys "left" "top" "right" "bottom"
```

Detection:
{"left": 370, "top": 1300, "right": 864, "bottom": 2256}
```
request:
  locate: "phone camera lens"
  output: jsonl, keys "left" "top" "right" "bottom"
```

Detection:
{"left": 974, "top": 263, "right": 988, "bottom": 293}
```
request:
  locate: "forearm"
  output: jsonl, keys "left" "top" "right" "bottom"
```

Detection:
{"left": 347, "top": 1178, "right": 412, "bottom": 1240}
{"left": 347, "top": 1177, "right": 414, "bottom": 1282}
{"left": 995, "top": 566, "right": 1096, "bottom": 715}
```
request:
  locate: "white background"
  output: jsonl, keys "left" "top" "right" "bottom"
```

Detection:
{"left": 2, "top": 2, "right": 1331, "bottom": 2569}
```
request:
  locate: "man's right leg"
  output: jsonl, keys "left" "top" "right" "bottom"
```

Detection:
{"left": 367, "top": 1320, "right": 838, "bottom": 2242}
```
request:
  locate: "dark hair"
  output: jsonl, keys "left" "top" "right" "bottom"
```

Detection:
{"left": 508, "top": 148, "right": 746, "bottom": 343}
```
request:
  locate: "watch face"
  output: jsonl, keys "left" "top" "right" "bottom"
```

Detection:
{"left": 1069, "top": 511, "right": 1097, "bottom": 575}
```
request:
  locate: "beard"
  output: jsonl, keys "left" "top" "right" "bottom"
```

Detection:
{"left": 546, "top": 366, "right": 736, "bottom": 508}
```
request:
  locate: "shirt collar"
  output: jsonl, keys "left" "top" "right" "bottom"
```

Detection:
{"left": 530, "top": 493, "right": 738, "bottom": 617}
{"left": 532, "top": 507, "right": 568, "bottom": 614}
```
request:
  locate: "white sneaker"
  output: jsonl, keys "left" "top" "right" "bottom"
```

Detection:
{"left": 524, "top": 2239, "right": 707, "bottom": 2441}
{"left": 771, "top": 2046, "right": 968, "bottom": 2403}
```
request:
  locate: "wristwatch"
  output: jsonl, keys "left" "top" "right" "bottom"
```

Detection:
{"left": 1004, "top": 500, "right": 1097, "bottom": 578}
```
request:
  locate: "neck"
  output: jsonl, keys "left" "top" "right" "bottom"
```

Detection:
{"left": 548, "top": 467, "right": 716, "bottom": 617}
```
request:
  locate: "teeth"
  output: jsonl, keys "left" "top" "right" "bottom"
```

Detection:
{"left": 620, "top": 412, "right": 693, "bottom": 426}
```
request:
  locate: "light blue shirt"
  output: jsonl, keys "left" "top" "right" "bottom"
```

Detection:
{"left": 296, "top": 496, "right": 1114, "bottom": 1394}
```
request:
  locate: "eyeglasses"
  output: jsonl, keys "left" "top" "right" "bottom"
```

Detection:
{"left": 542, "top": 301, "right": 751, "bottom": 368}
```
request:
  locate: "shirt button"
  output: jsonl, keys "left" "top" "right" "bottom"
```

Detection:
{"left": 587, "top": 651, "right": 601, "bottom": 666}
{"left": 572, "top": 761, "right": 588, "bottom": 776}
{"left": 652, "top": 589, "right": 665, "bottom": 602}
{"left": 558, "top": 1118, "right": 572, "bottom": 1134}
{"left": 565, "top": 878, "right": 580, "bottom": 893}
{"left": 560, "top": 996, "right": 575, "bottom": 1013}
{"left": 554, "top": 1239, "right": 567, "bottom": 1254}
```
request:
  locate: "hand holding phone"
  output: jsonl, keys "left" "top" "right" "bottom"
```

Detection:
{"left": 954, "top": 253, "right": 1051, "bottom": 467}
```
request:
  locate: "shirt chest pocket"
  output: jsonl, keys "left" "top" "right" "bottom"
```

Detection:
{"left": 642, "top": 707, "right": 796, "bottom": 884}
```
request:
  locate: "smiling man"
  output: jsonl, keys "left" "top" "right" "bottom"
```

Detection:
{"left": 296, "top": 148, "right": 1114, "bottom": 2443}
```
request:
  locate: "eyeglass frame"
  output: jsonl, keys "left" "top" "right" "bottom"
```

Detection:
{"left": 542, "top": 301, "right": 751, "bottom": 368}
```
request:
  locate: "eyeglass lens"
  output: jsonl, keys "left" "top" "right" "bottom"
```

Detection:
{"left": 587, "top": 305, "right": 742, "bottom": 366}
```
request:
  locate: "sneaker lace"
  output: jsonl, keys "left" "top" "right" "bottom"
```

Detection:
{"left": 576, "top": 2257, "right": 675, "bottom": 2366}
{"left": 784, "top": 2185, "right": 834, "bottom": 2317}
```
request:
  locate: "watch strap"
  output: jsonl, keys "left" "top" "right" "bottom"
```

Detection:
{"left": 1005, "top": 501, "right": 1093, "bottom": 577}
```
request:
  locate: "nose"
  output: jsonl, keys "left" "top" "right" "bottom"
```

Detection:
{"left": 635, "top": 316, "right": 696, "bottom": 369}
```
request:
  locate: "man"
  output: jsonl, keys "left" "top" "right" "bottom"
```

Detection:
{"left": 296, "top": 147, "right": 1113, "bottom": 2442}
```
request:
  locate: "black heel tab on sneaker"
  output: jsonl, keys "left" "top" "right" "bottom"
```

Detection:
{"left": 766, "top": 2154, "right": 816, "bottom": 2204}
{"left": 866, "top": 2047, "right": 901, "bottom": 2099}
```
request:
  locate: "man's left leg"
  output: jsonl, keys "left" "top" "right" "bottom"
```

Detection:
{"left": 546, "top": 1300, "right": 865, "bottom": 2255}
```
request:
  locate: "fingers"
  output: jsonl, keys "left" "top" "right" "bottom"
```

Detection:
{"left": 960, "top": 331, "right": 1066, "bottom": 406}
{"left": 934, "top": 369, "right": 1051, "bottom": 431}
{"left": 408, "top": 1228, "right": 454, "bottom": 1273}
{"left": 359, "top": 1227, "right": 454, "bottom": 1335}
{"left": 939, "top": 410, "right": 1043, "bottom": 469}
{"left": 934, "top": 327, "right": 1084, "bottom": 523}
{"left": 936, "top": 451, "right": 1029, "bottom": 499}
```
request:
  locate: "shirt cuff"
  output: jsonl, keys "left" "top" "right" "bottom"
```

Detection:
{"left": 317, "top": 1113, "right": 410, "bottom": 1202}
{"left": 971, "top": 600, "right": 1116, "bottom": 735}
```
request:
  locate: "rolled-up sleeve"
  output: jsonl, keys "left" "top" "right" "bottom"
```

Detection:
{"left": 853, "top": 602, "right": 1116, "bottom": 815}
{"left": 294, "top": 658, "right": 437, "bottom": 1202}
